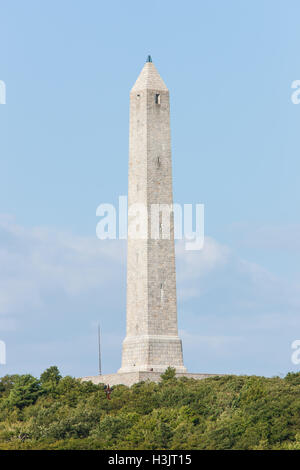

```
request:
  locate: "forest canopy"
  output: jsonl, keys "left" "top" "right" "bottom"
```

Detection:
{"left": 0, "top": 366, "right": 300, "bottom": 450}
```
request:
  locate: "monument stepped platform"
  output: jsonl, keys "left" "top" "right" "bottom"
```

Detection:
{"left": 81, "top": 372, "right": 222, "bottom": 387}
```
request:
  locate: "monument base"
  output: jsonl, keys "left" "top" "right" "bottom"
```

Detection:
{"left": 80, "top": 371, "right": 222, "bottom": 387}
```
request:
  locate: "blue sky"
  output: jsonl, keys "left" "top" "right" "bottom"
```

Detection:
{"left": 1, "top": 0, "right": 300, "bottom": 378}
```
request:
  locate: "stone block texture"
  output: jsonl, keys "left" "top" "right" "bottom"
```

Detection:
{"left": 81, "top": 372, "right": 222, "bottom": 388}
{"left": 118, "top": 60, "right": 186, "bottom": 374}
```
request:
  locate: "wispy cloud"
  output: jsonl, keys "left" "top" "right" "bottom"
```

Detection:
{"left": 0, "top": 215, "right": 300, "bottom": 377}
{"left": 227, "top": 222, "right": 300, "bottom": 252}
{"left": 0, "top": 214, "right": 126, "bottom": 317}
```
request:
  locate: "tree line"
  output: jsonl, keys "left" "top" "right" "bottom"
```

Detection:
{"left": 0, "top": 366, "right": 300, "bottom": 449}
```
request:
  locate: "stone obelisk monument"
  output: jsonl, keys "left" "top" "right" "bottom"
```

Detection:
{"left": 119, "top": 56, "right": 186, "bottom": 374}
{"left": 81, "top": 58, "right": 219, "bottom": 386}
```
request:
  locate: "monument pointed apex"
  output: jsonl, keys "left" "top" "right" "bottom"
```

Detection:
{"left": 131, "top": 60, "right": 168, "bottom": 92}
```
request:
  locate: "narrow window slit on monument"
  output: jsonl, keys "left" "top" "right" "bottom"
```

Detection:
{"left": 160, "top": 283, "right": 164, "bottom": 303}
{"left": 157, "top": 156, "right": 160, "bottom": 167}
{"left": 155, "top": 93, "right": 160, "bottom": 104}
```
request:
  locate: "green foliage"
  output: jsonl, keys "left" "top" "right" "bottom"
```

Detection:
{"left": 39, "top": 366, "right": 62, "bottom": 397}
{"left": 6, "top": 375, "right": 40, "bottom": 410}
{"left": 0, "top": 367, "right": 300, "bottom": 449}
{"left": 0, "top": 375, "right": 19, "bottom": 398}
{"left": 285, "top": 372, "right": 300, "bottom": 385}
{"left": 160, "top": 366, "right": 176, "bottom": 382}
{"left": 40, "top": 366, "right": 61, "bottom": 386}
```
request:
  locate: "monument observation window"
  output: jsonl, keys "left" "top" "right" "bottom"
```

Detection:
{"left": 155, "top": 93, "right": 161, "bottom": 104}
